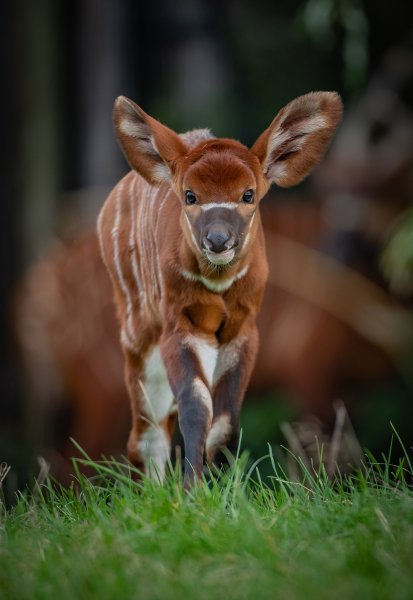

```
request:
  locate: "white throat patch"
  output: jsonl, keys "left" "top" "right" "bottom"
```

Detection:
{"left": 181, "top": 264, "right": 249, "bottom": 293}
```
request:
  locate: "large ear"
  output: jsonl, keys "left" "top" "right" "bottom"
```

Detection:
{"left": 113, "top": 96, "right": 188, "bottom": 185}
{"left": 251, "top": 92, "right": 343, "bottom": 187}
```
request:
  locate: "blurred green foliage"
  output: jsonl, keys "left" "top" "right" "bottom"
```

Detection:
{"left": 381, "top": 206, "right": 413, "bottom": 297}
{"left": 295, "top": 0, "right": 368, "bottom": 91}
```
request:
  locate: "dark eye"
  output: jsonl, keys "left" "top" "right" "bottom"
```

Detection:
{"left": 185, "top": 190, "right": 197, "bottom": 205}
{"left": 242, "top": 189, "right": 254, "bottom": 203}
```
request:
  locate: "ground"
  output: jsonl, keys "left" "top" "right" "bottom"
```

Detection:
{"left": 1, "top": 439, "right": 413, "bottom": 600}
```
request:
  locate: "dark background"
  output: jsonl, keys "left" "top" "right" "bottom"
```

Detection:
{"left": 1, "top": 0, "right": 413, "bottom": 488}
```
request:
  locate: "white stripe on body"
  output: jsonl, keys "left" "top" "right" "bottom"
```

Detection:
{"left": 111, "top": 177, "right": 136, "bottom": 347}
{"left": 153, "top": 192, "right": 169, "bottom": 299}
{"left": 128, "top": 174, "right": 144, "bottom": 305}
{"left": 144, "top": 184, "right": 153, "bottom": 304}
{"left": 102, "top": 173, "right": 165, "bottom": 351}
{"left": 147, "top": 183, "right": 162, "bottom": 302}
{"left": 132, "top": 177, "right": 162, "bottom": 321}
{"left": 137, "top": 182, "right": 149, "bottom": 315}
{"left": 97, "top": 202, "right": 108, "bottom": 268}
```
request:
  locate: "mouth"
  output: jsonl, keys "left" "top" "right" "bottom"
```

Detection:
{"left": 204, "top": 247, "right": 236, "bottom": 266}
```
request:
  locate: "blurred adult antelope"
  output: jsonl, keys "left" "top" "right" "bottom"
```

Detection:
{"left": 97, "top": 92, "right": 342, "bottom": 485}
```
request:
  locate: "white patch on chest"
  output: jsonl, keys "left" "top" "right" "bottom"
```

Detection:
{"left": 206, "top": 413, "right": 232, "bottom": 462}
{"left": 142, "top": 346, "right": 174, "bottom": 423}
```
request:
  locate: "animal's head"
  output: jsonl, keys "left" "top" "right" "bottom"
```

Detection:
{"left": 114, "top": 92, "right": 342, "bottom": 267}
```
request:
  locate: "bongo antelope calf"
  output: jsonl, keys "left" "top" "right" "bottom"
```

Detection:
{"left": 97, "top": 92, "right": 342, "bottom": 485}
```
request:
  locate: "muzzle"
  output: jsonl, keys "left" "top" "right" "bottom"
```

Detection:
{"left": 202, "top": 222, "right": 237, "bottom": 265}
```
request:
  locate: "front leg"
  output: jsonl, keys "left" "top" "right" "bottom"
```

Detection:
{"left": 160, "top": 329, "right": 215, "bottom": 486}
{"left": 206, "top": 324, "right": 259, "bottom": 464}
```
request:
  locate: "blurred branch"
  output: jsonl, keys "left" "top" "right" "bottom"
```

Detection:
{"left": 265, "top": 231, "right": 413, "bottom": 374}
{"left": 295, "top": 0, "right": 369, "bottom": 91}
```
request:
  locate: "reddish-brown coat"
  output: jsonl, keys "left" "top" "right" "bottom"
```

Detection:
{"left": 97, "top": 92, "right": 342, "bottom": 484}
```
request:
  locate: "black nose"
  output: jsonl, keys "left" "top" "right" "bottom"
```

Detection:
{"left": 204, "top": 224, "right": 235, "bottom": 253}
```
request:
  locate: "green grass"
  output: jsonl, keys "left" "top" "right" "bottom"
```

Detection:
{"left": 1, "top": 442, "right": 413, "bottom": 600}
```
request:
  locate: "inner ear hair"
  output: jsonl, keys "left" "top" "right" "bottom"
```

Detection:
{"left": 254, "top": 91, "right": 343, "bottom": 188}
{"left": 113, "top": 96, "right": 187, "bottom": 185}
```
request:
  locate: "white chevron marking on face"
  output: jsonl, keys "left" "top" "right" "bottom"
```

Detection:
{"left": 184, "top": 212, "right": 201, "bottom": 252}
{"left": 200, "top": 202, "right": 237, "bottom": 211}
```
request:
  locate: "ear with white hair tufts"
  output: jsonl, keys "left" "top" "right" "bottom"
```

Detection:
{"left": 113, "top": 96, "right": 188, "bottom": 185}
{"left": 251, "top": 91, "right": 343, "bottom": 188}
